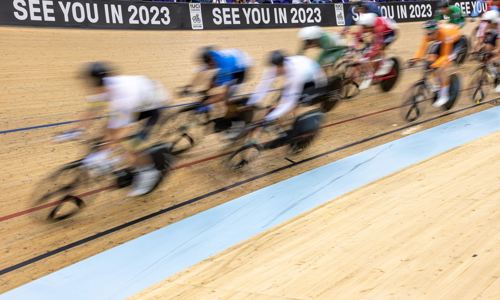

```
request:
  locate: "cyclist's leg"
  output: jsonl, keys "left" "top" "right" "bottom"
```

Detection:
{"left": 375, "top": 31, "right": 396, "bottom": 76}
{"left": 434, "top": 62, "right": 451, "bottom": 107}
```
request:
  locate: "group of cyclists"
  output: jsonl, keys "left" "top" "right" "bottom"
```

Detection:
{"left": 67, "top": 0, "right": 498, "bottom": 198}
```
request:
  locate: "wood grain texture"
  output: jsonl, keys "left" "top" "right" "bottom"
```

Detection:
{"left": 0, "top": 21, "right": 494, "bottom": 292}
{"left": 134, "top": 131, "right": 500, "bottom": 300}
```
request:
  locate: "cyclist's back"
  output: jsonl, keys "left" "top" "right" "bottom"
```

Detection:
{"left": 103, "top": 75, "right": 165, "bottom": 128}
{"left": 415, "top": 23, "right": 461, "bottom": 66}
{"left": 209, "top": 49, "right": 251, "bottom": 86}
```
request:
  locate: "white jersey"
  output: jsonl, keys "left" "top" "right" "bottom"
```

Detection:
{"left": 248, "top": 55, "right": 326, "bottom": 122}
{"left": 101, "top": 76, "right": 167, "bottom": 129}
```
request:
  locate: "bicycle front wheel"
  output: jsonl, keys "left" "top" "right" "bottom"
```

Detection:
{"left": 401, "top": 83, "right": 428, "bottom": 123}
{"left": 468, "top": 67, "right": 493, "bottom": 104}
{"left": 31, "top": 161, "right": 90, "bottom": 222}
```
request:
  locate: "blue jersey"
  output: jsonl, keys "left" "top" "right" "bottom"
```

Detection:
{"left": 209, "top": 49, "right": 251, "bottom": 86}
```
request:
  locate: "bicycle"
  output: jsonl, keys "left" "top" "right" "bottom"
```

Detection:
{"left": 158, "top": 91, "right": 259, "bottom": 155}
{"left": 401, "top": 63, "right": 461, "bottom": 123}
{"left": 32, "top": 137, "right": 175, "bottom": 222}
{"left": 226, "top": 108, "right": 325, "bottom": 170}
{"left": 467, "top": 51, "right": 498, "bottom": 104}
{"left": 223, "top": 77, "right": 341, "bottom": 170}
{"left": 339, "top": 56, "right": 401, "bottom": 99}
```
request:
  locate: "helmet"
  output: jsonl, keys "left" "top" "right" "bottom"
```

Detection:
{"left": 85, "top": 62, "right": 112, "bottom": 87}
{"left": 269, "top": 50, "right": 286, "bottom": 66}
{"left": 482, "top": 10, "right": 499, "bottom": 22}
{"left": 298, "top": 26, "right": 323, "bottom": 41}
{"left": 438, "top": 0, "right": 449, "bottom": 8}
{"left": 200, "top": 46, "right": 215, "bottom": 65}
{"left": 422, "top": 20, "right": 439, "bottom": 31}
{"left": 357, "top": 13, "right": 377, "bottom": 27}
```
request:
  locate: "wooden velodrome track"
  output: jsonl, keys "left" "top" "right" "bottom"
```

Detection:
{"left": 0, "top": 21, "right": 497, "bottom": 293}
{"left": 134, "top": 131, "right": 500, "bottom": 299}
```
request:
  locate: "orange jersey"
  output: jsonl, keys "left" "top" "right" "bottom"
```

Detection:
{"left": 415, "top": 24, "right": 462, "bottom": 68}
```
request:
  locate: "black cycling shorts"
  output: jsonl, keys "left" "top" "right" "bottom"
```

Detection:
{"left": 135, "top": 108, "right": 161, "bottom": 141}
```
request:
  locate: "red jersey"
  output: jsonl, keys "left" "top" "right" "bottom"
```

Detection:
{"left": 366, "top": 17, "right": 395, "bottom": 59}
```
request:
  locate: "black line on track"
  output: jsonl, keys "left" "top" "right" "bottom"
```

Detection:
{"left": 0, "top": 100, "right": 496, "bottom": 277}
{"left": 284, "top": 157, "right": 296, "bottom": 164}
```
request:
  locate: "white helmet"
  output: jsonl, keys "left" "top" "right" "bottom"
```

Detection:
{"left": 482, "top": 10, "right": 499, "bottom": 22}
{"left": 298, "top": 26, "right": 323, "bottom": 41}
{"left": 357, "top": 13, "right": 378, "bottom": 27}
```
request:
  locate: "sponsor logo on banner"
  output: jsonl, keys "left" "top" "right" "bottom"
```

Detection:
{"left": 189, "top": 3, "right": 203, "bottom": 30}
{"left": 334, "top": 3, "right": 345, "bottom": 26}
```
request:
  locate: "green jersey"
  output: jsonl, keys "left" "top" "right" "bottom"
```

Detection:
{"left": 316, "top": 33, "right": 348, "bottom": 66}
{"left": 435, "top": 5, "right": 465, "bottom": 27}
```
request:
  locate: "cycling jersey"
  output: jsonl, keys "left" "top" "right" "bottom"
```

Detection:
{"left": 248, "top": 56, "right": 327, "bottom": 122}
{"left": 99, "top": 76, "right": 167, "bottom": 129}
{"left": 435, "top": 5, "right": 465, "bottom": 27}
{"left": 363, "top": 17, "right": 397, "bottom": 59}
{"left": 415, "top": 23, "right": 462, "bottom": 68}
{"left": 208, "top": 49, "right": 252, "bottom": 87}
{"left": 315, "top": 32, "right": 349, "bottom": 66}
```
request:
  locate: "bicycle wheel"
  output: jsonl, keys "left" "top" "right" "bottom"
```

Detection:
{"left": 225, "top": 142, "right": 262, "bottom": 170}
{"left": 320, "top": 76, "right": 342, "bottom": 113}
{"left": 456, "top": 36, "right": 469, "bottom": 65}
{"left": 32, "top": 161, "right": 90, "bottom": 222}
{"left": 444, "top": 74, "right": 461, "bottom": 111}
{"left": 342, "top": 65, "right": 360, "bottom": 99}
{"left": 401, "top": 83, "right": 427, "bottom": 123}
{"left": 379, "top": 57, "right": 400, "bottom": 92}
{"left": 468, "top": 67, "right": 493, "bottom": 104}
{"left": 288, "top": 110, "right": 324, "bottom": 153}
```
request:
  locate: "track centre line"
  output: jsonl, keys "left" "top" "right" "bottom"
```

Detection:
{"left": 0, "top": 100, "right": 496, "bottom": 277}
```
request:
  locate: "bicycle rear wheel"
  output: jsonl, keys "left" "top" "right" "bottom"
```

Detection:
{"left": 444, "top": 74, "right": 461, "bottom": 110}
{"left": 379, "top": 57, "right": 400, "bottom": 92}
{"left": 320, "top": 76, "right": 342, "bottom": 112}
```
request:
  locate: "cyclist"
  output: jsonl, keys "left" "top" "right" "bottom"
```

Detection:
{"left": 247, "top": 50, "right": 327, "bottom": 125}
{"left": 182, "top": 46, "right": 251, "bottom": 105}
{"left": 475, "top": 10, "right": 500, "bottom": 92}
{"left": 297, "top": 26, "right": 349, "bottom": 73}
{"left": 356, "top": 13, "right": 398, "bottom": 90}
{"left": 77, "top": 62, "right": 169, "bottom": 197}
{"left": 474, "top": 10, "right": 500, "bottom": 52}
{"left": 410, "top": 20, "right": 463, "bottom": 107}
{"left": 181, "top": 46, "right": 252, "bottom": 135}
{"left": 344, "top": 1, "right": 381, "bottom": 33}
{"left": 435, "top": 0, "right": 465, "bottom": 28}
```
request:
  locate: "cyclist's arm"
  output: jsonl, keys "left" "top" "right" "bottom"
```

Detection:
{"left": 265, "top": 76, "right": 301, "bottom": 122}
{"left": 434, "top": 11, "right": 444, "bottom": 22}
{"left": 414, "top": 36, "right": 429, "bottom": 60}
{"left": 74, "top": 93, "right": 107, "bottom": 131}
{"left": 248, "top": 68, "right": 276, "bottom": 106}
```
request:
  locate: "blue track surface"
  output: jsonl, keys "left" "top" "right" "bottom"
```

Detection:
{"left": 2, "top": 106, "right": 499, "bottom": 300}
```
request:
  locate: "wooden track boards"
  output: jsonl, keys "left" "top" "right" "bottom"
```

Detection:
{"left": 0, "top": 22, "right": 496, "bottom": 292}
{"left": 134, "top": 131, "right": 500, "bottom": 300}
